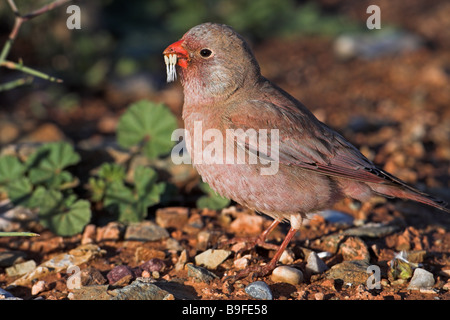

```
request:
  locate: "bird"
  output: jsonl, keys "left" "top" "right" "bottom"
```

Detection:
{"left": 163, "top": 22, "right": 450, "bottom": 279}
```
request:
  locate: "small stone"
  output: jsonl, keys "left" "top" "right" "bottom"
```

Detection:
{"left": 344, "top": 223, "right": 398, "bottom": 238}
{"left": 306, "top": 251, "right": 329, "bottom": 274}
{"left": 141, "top": 270, "right": 151, "bottom": 278}
{"left": 110, "top": 278, "right": 174, "bottom": 300}
{"left": 314, "top": 292, "right": 324, "bottom": 300}
{"left": 194, "top": 249, "right": 232, "bottom": 270}
{"left": 135, "top": 247, "right": 165, "bottom": 263}
{"left": 442, "top": 281, "right": 450, "bottom": 291}
{"left": 10, "top": 244, "right": 104, "bottom": 287}
{"left": 229, "top": 213, "right": 264, "bottom": 235}
{"left": 317, "top": 209, "right": 354, "bottom": 225}
{"left": 165, "top": 237, "right": 183, "bottom": 251}
{"left": 339, "top": 237, "right": 370, "bottom": 262}
{"left": 124, "top": 221, "right": 169, "bottom": 241}
{"left": 155, "top": 207, "right": 189, "bottom": 229}
{"left": 22, "top": 123, "right": 66, "bottom": 142}
{"left": 197, "top": 231, "right": 211, "bottom": 251}
{"left": 31, "top": 280, "right": 46, "bottom": 295}
{"left": 182, "top": 213, "right": 204, "bottom": 235}
{"left": 186, "top": 263, "right": 218, "bottom": 284}
{"left": 139, "top": 258, "right": 166, "bottom": 273}
{"left": 0, "top": 250, "right": 27, "bottom": 267}
{"left": 245, "top": 281, "right": 273, "bottom": 300}
{"left": 326, "top": 260, "right": 370, "bottom": 286}
{"left": 175, "top": 250, "right": 188, "bottom": 272}
{"left": 81, "top": 224, "right": 97, "bottom": 245}
{"left": 440, "top": 269, "right": 450, "bottom": 277}
{"left": 96, "top": 221, "right": 124, "bottom": 242}
{"left": 107, "top": 265, "right": 135, "bottom": 285}
{"left": 233, "top": 255, "right": 251, "bottom": 270}
{"left": 69, "top": 285, "right": 111, "bottom": 300}
{"left": 279, "top": 249, "right": 295, "bottom": 265}
{"left": 6, "top": 260, "right": 36, "bottom": 277}
{"left": 80, "top": 267, "right": 107, "bottom": 286}
{"left": 271, "top": 266, "right": 304, "bottom": 285}
{"left": 407, "top": 268, "right": 435, "bottom": 290}
{"left": 0, "top": 288, "right": 15, "bottom": 299}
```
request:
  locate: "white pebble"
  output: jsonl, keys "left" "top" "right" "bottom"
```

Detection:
{"left": 31, "top": 280, "right": 46, "bottom": 295}
{"left": 271, "top": 266, "right": 303, "bottom": 285}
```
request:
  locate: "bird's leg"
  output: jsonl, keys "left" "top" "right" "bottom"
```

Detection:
{"left": 220, "top": 219, "right": 281, "bottom": 253}
{"left": 226, "top": 226, "right": 299, "bottom": 281}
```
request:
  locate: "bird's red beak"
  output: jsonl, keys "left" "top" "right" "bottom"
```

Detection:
{"left": 163, "top": 40, "right": 189, "bottom": 68}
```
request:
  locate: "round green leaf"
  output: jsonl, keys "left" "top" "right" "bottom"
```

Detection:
{"left": 117, "top": 100, "right": 178, "bottom": 159}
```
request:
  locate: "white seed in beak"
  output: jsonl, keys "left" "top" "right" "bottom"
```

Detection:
{"left": 164, "top": 54, "right": 178, "bottom": 83}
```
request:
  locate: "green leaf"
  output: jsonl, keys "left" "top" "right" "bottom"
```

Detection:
{"left": 117, "top": 100, "right": 178, "bottom": 159}
{"left": 6, "top": 177, "right": 33, "bottom": 206}
{"left": 196, "top": 182, "right": 230, "bottom": 210}
{"left": 33, "top": 187, "right": 91, "bottom": 236}
{"left": 0, "top": 155, "right": 25, "bottom": 185}
{"left": 102, "top": 166, "right": 166, "bottom": 223}
{"left": 98, "top": 163, "right": 126, "bottom": 182}
{"left": 26, "top": 142, "right": 80, "bottom": 188}
{"left": 197, "top": 194, "right": 231, "bottom": 210}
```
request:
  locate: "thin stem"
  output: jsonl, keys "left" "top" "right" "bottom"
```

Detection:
{"left": 1, "top": 60, "right": 63, "bottom": 83}
{"left": 0, "top": 232, "right": 40, "bottom": 237}
{"left": 0, "top": 76, "right": 33, "bottom": 91}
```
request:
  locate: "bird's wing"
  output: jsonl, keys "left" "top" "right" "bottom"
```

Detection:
{"left": 225, "top": 97, "right": 409, "bottom": 186}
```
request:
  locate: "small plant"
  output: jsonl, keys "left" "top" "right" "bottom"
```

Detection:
{"left": 88, "top": 163, "right": 166, "bottom": 223}
{"left": 117, "top": 100, "right": 178, "bottom": 159}
{"left": 196, "top": 182, "right": 231, "bottom": 210}
{"left": 0, "top": 142, "right": 91, "bottom": 236}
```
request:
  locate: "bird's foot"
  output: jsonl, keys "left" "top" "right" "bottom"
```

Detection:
{"left": 224, "top": 262, "right": 277, "bottom": 283}
{"left": 219, "top": 235, "right": 279, "bottom": 257}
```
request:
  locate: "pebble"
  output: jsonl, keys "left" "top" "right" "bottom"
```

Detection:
{"left": 124, "top": 221, "right": 169, "bottom": 241}
{"left": 110, "top": 278, "right": 175, "bottom": 300}
{"left": 279, "top": 249, "right": 295, "bottom": 265}
{"left": 326, "top": 260, "right": 370, "bottom": 286}
{"left": 10, "top": 244, "right": 105, "bottom": 287}
{"left": 31, "top": 280, "right": 47, "bottom": 295}
{"left": 80, "top": 267, "right": 107, "bottom": 286}
{"left": 316, "top": 209, "right": 354, "bottom": 225}
{"left": 245, "top": 281, "right": 273, "bottom": 300}
{"left": 339, "top": 237, "right": 370, "bottom": 262}
{"left": 106, "top": 265, "right": 135, "bottom": 285}
{"left": 135, "top": 247, "right": 165, "bottom": 263}
{"left": 233, "top": 255, "right": 251, "bottom": 270}
{"left": 186, "top": 263, "right": 219, "bottom": 283}
{"left": 155, "top": 207, "right": 189, "bottom": 229}
{"left": 229, "top": 213, "right": 264, "bottom": 235}
{"left": 407, "top": 268, "right": 435, "bottom": 290}
{"left": 6, "top": 260, "right": 36, "bottom": 277}
{"left": 139, "top": 258, "right": 166, "bottom": 273}
{"left": 271, "top": 266, "right": 304, "bottom": 285}
{"left": 306, "top": 251, "right": 329, "bottom": 274}
{"left": 96, "top": 221, "right": 124, "bottom": 242}
{"left": 343, "top": 223, "right": 398, "bottom": 238}
{"left": 175, "top": 249, "right": 188, "bottom": 271}
{"left": 196, "top": 230, "right": 211, "bottom": 251}
{"left": 0, "top": 250, "right": 27, "bottom": 267}
{"left": 81, "top": 224, "right": 97, "bottom": 245}
{"left": 0, "top": 288, "right": 16, "bottom": 299}
{"left": 194, "top": 249, "right": 231, "bottom": 270}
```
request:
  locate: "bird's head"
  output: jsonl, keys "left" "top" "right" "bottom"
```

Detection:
{"left": 163, "top": 23, "right": 260, "bottom": 101}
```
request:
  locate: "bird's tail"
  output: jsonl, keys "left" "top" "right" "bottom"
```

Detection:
{"left": 371, "top": 183, "right": 450, "bottom": 213}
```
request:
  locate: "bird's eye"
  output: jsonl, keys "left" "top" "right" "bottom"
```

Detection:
{"left": 200, "top": 49, "right": 212, "bottom": 58}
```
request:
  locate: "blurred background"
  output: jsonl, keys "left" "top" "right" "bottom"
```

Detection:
{"left": 0, "top": 0, "right": 449, "bottom": 195}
